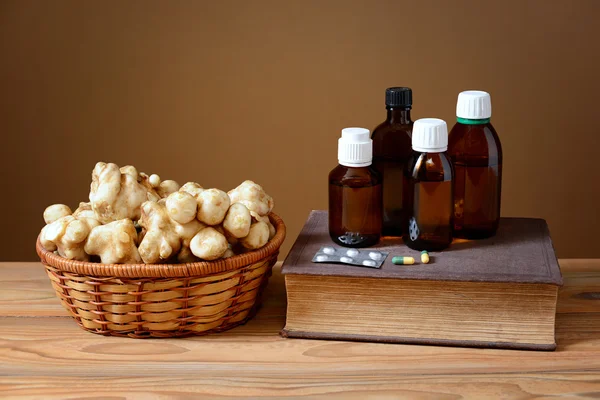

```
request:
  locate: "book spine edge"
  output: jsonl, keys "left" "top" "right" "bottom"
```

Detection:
{"left": 541, "top": 219, "right": 564, "bottom": 286}
{"left": 280, "top": 330, "right": 557, "bottom": 352}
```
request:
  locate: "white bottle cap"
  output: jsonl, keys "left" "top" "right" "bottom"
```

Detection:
{"left": 456, "top": 90, "right": 492, "bottom": 119}
{"left": 412, "top": 118, "right": 448, "bottom": 153}
{"left": 338, "top": 127, "right": 372, "bottom": 167}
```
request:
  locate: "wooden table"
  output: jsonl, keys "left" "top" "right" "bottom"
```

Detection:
{"left": 1, "top": 260, "right": 599, "bottom": 399}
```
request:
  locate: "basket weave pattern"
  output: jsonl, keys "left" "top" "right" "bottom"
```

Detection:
{"left": 36, "top": 213, "right": 285, "bottom": 338}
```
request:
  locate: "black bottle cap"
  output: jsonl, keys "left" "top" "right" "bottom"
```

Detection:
{"left": 385, "top": 87, "right": 412, "bottom": 108}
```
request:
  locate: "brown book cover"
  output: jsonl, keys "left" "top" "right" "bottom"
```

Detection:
{"left": 282, "top": 210, "right": 562, "bottom": 285}
{"left": 281, "top": 210, "right": 562, "bottom": 351}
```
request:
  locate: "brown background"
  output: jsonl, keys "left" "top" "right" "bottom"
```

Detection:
{"left": 1, "top": 0, "right": 599, "bottom": 261}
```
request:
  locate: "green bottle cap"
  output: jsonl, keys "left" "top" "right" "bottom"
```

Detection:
{"left": 457, "top": 117, "right": 490, "bottom": 125}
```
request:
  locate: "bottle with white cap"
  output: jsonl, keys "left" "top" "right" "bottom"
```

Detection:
{"left": 448, "top": 90, "right": 503, "bottom": 239}
{"left": 329, "top": 127, "right": 383, "bottom": 248}
{"left": 402, "top": 118, "right": 453, "bottom": 251}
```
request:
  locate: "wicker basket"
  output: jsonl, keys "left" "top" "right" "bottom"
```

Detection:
{"left": 36, "top": 213, "right": 286, "bottom": 338}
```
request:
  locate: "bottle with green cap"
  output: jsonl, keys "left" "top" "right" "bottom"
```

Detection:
{"left": 448, "top": 90, "right": 503, "bottom": 239}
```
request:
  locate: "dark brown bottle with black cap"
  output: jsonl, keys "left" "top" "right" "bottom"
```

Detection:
{"left": 372, "top": 87, "right": 413, "bottom": 236}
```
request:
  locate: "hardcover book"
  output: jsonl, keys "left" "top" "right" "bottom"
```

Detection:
{"left": 281, "top": 211, "right": 563, "bottom": 351}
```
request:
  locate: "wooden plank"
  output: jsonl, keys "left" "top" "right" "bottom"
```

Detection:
{"left": 0, "top": 311, "right": 599, "bottom": 377}
{"left": 555, "top": 259, "right": 600, "bottom": 273}
{"left": 556, "top": 260, "right": 600, "bottom": 314}
{"left": 0, "top": 313, "right": 599, "bottom": 399}
{"left": 0, "top": 374, "right": 599, "bottom": 399}
{"left": 0, "top": 263, "right": 66, "bottom": 317}
{"left": 0, "top": 260, "right": 598, "bottom": 398}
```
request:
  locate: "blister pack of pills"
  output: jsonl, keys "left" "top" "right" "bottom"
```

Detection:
{"left": 312, "top": 246, "right": 389, "bottom": 268}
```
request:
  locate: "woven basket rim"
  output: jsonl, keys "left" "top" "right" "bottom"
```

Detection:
{"left": 36, "top": 212, "right": 286, "bottom": 278}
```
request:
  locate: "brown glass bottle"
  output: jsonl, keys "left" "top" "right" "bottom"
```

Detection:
{"left": 329, "top": 127, "right": 382, "bottom": 248}
{"left": 402, "top": 119, "right": 453, "bottom": 251}
{"left": 447, "top": 91, "right": 502, "bottom": 239}
{"left": 329, "top": 165, "right": 382, "bottom": 247}
{"left": 372, "top": 87, "right": 413, "bottom": 236}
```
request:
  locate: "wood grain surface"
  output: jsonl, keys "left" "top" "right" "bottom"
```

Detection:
{"left": 1, "top": 260, "right": 599, "bottom": 399}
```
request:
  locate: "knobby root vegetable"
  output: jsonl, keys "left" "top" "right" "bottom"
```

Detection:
{"left": 137, "top": 201, "right": 181, "bottom": 264}
{"left": 72, "top": 202, "right": 96, "bottom": 220}
{"left": 40, "top": 163, "right": 277, "bottom": 264}
{"left": 240, "top": 221, "right": 270, "bottom": 250}
{"left": 222, "top": 202, "right": 251, "bottom": 238}
{"left": 157, "top": 180, "right": 180, "bottom": 198}
{"left": 251, "top": 212, "right": 276, "bottom": 240}
{"left": 179, "top": 182, "right": 204, "bottom": 198}
{"left": 137, "top": 201, "right": 206, "bottom": 264}
{"left": 90, "top": 162, "right": 158, "bottom": 224}
{"left": 166, "top": 191, "right": 197, "bottom": 224}
{"left": 190, "top": 227, "right": 228, "bottom": 260}
{"left": 196, "top": 189, "right": 230, "bottom": 226}
{"left": 40, "top": 212, "right": 101, "bottom": 261}
{"left": 227, "top": 180, "right": 274, "bottom": 217}
{"left": 175, "top": 218, "right": 205, "bottom": 263}
{"left": 84, "top": 219, "right": 141, "bottom": 264}
{"left": 43, "top": 204, "right": 72, "bottom": 224}
{"left": 222, "top": 247, "right": 235, "bottom": 258}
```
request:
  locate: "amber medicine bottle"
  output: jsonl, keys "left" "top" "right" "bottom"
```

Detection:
{"left": 447, "top": 91, "right": 502, "bottom": 239}
{"left": 402, "top": 118, "right": 453, "bottom": 251}
{"left": 329, "top": 128, "right": 382, "bottom": 248}
{"left": 372, "top": 87, "right": 414, "bottom": 237}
